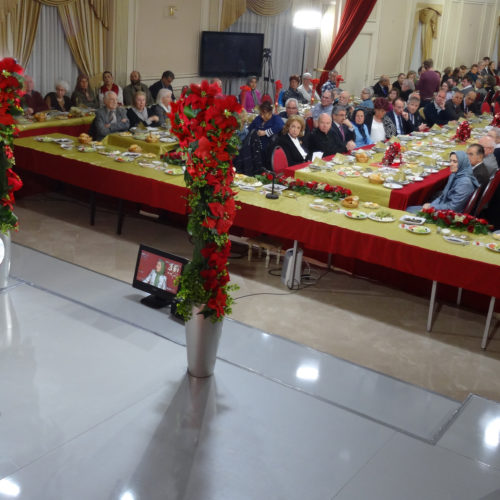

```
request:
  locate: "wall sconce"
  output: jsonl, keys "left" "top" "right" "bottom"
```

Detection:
{"left": 168, "top": 5, "right": 177, "bottom": 17}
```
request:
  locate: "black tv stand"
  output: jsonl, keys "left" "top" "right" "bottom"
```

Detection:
{"left": 140, "top": 294, "right": 172, "bottom": 309}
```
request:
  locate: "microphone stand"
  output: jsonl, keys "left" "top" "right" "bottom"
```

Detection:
{"left": 264, "top": 169, "right": 279, "bottom": 199}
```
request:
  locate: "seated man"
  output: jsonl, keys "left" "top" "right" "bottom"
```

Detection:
{"left": 386, "top": 98, "right": 412, "bottom": 135}
{"left": 466, "top": 143, "right": 490, "bottom": 189}
{"left": 279, "top": 98, "right": 299, "bottom": 122}
{"left": 461, "top": 91, "right": 480, "bottom": 116}
{"left": 321, "top": 69, "right": 338, "bottom": 95}
{"left": 444, "top": 91, "right": 465, "bottom": 121}
{"left": 307, "top": 113, "right": 338, "bottom": 157}
{"left": 460, "top": 75, "right": 474, "bottom": 96}
{"left": 312, "top": 90, "right": 333, "bottom": 127}
{"left": 337, "top": 90, "right": 354, "bottom": 116}
{"left": 330, "top": 105, "right": 356, "bottom": 153}
{"left": 90, "top": 91, "right": 130, "bottom": 140}
{"left": 405, "top": 96, "right": 426, "bottom": 131}
{"left": 298, "top": 72, "right": 320, "bottom": 103}
{"left": 423, "top": 90, "right": 450, "bottom": 126}
{"left": 373, "top": 75, "right": 390, "bottom": 98}
{"left": 149, "top": 70, "right": 175, "bottom": 102}
{"left": 123, "top": 70, "right": 153, "bottom": 106}
{"left": 21, "top": 75, "right": 47, "bottom": 115}
{"left": 478, "top": 135, "right": 498, "bottom": 176}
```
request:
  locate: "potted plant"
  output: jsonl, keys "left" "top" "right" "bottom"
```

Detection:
{"left": 169, "top": 80, "right": 242, "bottom": 377}
{"left": 0, "top": 58, "right": 24, "bottom": 288}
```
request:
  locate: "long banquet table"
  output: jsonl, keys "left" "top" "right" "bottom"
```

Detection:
{"left": 16, "top": 116, "right": 94, "bottom": 138}
{"left": 13, "top": 133, "right": 500, "bottom": 303}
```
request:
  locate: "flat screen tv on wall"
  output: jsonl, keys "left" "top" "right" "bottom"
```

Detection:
{"left": 199, "top": 31, "right": 264, "bottom": 77}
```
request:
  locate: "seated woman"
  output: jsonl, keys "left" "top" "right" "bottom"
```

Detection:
{"left": 387, "top": 87, "right": 399, "bottom": 110}
{"left": 352, "top": 108, "right": 372, "bottom": 148}
{"left": 359, "top": 87, "right": 374, "bottom": 109}
{"left": 240, "top": 75, "right": 261, "bottom": 112}
{"left": 152, "top": 88, "right": 173, "bottom": 127}
{"left": 407, "top": 151, "right": 480, "bottom": 213}
{"left": 275, "top": 115, "right": 310, "bottom": 166}
{"left": 282, "top": 75, "right": 308, "bottom": 105}
{"left": 98, "top": 71, "right": 123, "bottom": 107}
{"left": 22, "top": 75, "right": 47, "bottom": 115}
{"left": 365, "top": 98, "right": 396, "bottom": 143}
{"left": 247, "top": 100, "right": 284, "bottom": 156}
{"left": 126, "top": 91, "right": 160, "bottom": 128}
{"left": 44, "top": 80, "right": 71, "bottom": 112}
{"left": 71, "top": 74, "right": 98, "bottom": 108}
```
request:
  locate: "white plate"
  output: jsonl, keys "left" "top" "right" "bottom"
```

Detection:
{"left": 60, "top": 144, "right": 73, "bottom": 150}
{"left": 345, "top": 210, "right": 367, "bottom": 220}
{"left": 138, "top": 162, "right": 155, "bottom": 168}
{"left": 309, "top": 203, "right": 331, "bottom": 212}
{"left": 238, "top": 185, "right": 257, "bottom": 191}
{"left": 406, "top": 176, "right": 424, "bottom": 182}
{"left": 236, "top": 180, "right": 263, "bottom": 188}
{"left": 383, "top": 182, "right": 403, "bottom": 189}
{"left": 262, "top": 184, "right": 287, "bottom": 192}
{"left": 122, "top": 152, "right": 141, "bottom": 158}
{"left": 53, "top": 138, "right": 73, "bottom": 144}
{"left": 443, "top": 235, "right": 470, "bottom": 245}
{"left": 368, "top": 212, "right": 395, "bottom": 223}
{"left": 406, "top": 225, "right": 431, "bottom": 234}
{"left": 399, "top": 215, "right": 426, "bottom": 225}
{"left": 160, "top": 137, "right": 177, "bottom": 143}
{"left": 486, "top": 243, "right": 500, "bottom": 253}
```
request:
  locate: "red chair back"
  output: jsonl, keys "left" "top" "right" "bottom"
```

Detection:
{"left": 306, "top": 117, "right": 314, "bottom": 131}
{"left": 475, "top": 170, "right": 500, "bottom": 216}
{"left": 271, "top": 146, "right": 288, "bottom": 175}
{"left": 463, "top": 186, "right": 482, "bottom": 214}
{"left": 495, "top": 101, "right": 500, "bottom": 115}
{"left": 481, "top": 102, "right": 492, "bottom": 114}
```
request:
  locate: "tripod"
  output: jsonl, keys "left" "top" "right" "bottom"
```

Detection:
{"left": 261, "top": 48, "right": 275, "bottom": 99}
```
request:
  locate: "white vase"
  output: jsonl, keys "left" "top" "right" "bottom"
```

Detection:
{"left": 0, "top": 230, "right": 11, "bottom": 289}
{"left": 185, "top": 305, "right": 223, "bottom": 378}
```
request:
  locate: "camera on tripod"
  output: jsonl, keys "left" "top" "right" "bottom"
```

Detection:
{"left": 263, "top": 48, "right": 272, "bottom": 58}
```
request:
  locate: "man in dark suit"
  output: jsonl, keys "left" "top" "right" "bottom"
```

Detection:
{"left": 423, "top": 89, "right": 450, "bottom": 126}
{"left": 90, "top": 91, "right": 130, "bottom": 140}
{"left": 478, "top": 135, "right": 499, "bottom": 177}
{"left": 386, "top": 98, "right": 412, "bottom": 135}
{"left": 444, "top": 91, "right": 465, "bottom": 121}
{"left": 467, "top": 144, "right": 490, "bottom": 189}
{"left": 461, "top": 91, "right": 480, "bottom": 116}
{"left": 149, "top": 70, "right": 176, "bottom": 101}
{"left": 405, "top": 96, "right": 426, "bottom": 131}
{"left": 307, "top": 113, "right": 338, "bottom": 156}
{"left": 330, "top": 105, "right": 356, "bottom": 154}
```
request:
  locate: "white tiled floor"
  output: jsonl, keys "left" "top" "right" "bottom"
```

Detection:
{"left": 1, "top": 245, "right": 500, "bottom": 499}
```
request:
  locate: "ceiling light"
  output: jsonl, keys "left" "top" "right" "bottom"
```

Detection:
{"left": 293, "top": 9, "right": 322, "bottom": 30}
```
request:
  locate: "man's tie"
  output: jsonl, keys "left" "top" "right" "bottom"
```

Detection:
{"left": 339, "top": 124, "right": 345, "bottom": 140}
{"left": 398, "top": 115, "right": 403, "bottom": 134}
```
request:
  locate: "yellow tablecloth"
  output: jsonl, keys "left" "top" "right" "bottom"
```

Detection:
{"left": 102, "top": 133, "right": 178, "bottom": 155}
{"left": 16, "top": 115, "right": 94, "bottom": 132}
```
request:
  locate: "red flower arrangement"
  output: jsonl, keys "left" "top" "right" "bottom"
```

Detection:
{"left": 453, "top": 121, "right": 471, "bottom": 143}
{"left": 382, "top": 142, "right": 401, "bottom": 165}
{"left": 418, "top": 207, "right": 492, "bottom": 234}
{"left": 336, "top": 74, "right": 344, "bottom": 87}
{"left": 256, "top": 174, "right": 351, "bottom": 200}
{"left": 274, "top": 80, "right": 283, "bottom": 108}
{"left": 169, "top": 80, "right": 242, "bottom": 321}
{"left": 310, "top": 78, "right": 320, "bottom": 105}
{"left": 0, "top": 57, "right": 24, "bottom": 234}
{"left": 490, "top": 113, "right": 500, "bottom": 127}
{"left": 160, "top": 150, "right": 184, "bottom": 165}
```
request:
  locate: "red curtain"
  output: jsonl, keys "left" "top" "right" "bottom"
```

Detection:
{"left": 319, "top": 0, "right": 378, "bottom": 89}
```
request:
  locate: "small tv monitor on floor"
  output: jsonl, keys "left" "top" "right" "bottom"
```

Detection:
{"left": 132, "top": 244, "right": 188, "bottom": 309}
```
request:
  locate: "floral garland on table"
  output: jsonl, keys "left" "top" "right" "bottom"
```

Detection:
{"left": 160, "top": 150, "right": 184, "bottom": 165}
{"left": 274, "top": 80, "right": 283, "bottom": 108}
{"left": 490, "top": 113, "right": 500, "bottom": 127}
{"left": 256, "top": 173, "right": 352, "bottom": 200}
{"left": 310, "top": 78, "right": 319, "bottom": 105}
{"left": 452, "top": 121, "right": 471, "bottom": 142}
{"left": 0, "top": 58, "right": 24, "bottom": 234}
{"left": 418, "top": 207, "right": 492, "bottom": 234}
{"left": 169, "top": 80, "right": 242, "bottom": 321}
{"left": 382, "top": 142, "right": 401, "bottom": 165}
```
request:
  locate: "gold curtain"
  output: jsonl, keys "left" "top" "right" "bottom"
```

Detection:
{"left": 36, "top": 0, "right": 75, "bottom": 5}
{"left": 409, "top": 4, "right": 442, "bottom": 67}
{"left": 88, "top": 0, "right": 108, "bottom": 29}
{"left": 220, "top": 0, "right": 291, "bottom": 31}
{"left": 419, "top": 7, "right": 440, "bottom": 60}
{"left": 0, "top": 0, "right": 17, "bottom": 56}
{"left": 10, "top": 0, "right": 41, "bottom": 67}
{"left": 57, "top": 0, "right": 104, "bottom": 88}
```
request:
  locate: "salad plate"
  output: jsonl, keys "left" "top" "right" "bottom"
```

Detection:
{"left": 368, "top": 210, "right": 395, "bottom": 222}
{"left": 486, "top": 242, "right": 500, "bottom": 253}
{"left": 345, "top": 210, "right": 367, "bottom": 220}
{"left": 406, "top": 225, "right": 431, "bottom": 234}
{"left": 399, "top": 215, "right": 426, "bottom": 225}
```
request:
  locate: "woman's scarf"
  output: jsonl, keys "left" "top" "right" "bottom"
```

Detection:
{"left": 353, "top": 109, "right": 368, "bottom": 142}
{"left": 100, "top": 83, "right": 119, "bottom": 95}
{"left": 441, "top": 150, "right": 480, "bottom": 199}
{"left": 133, "top": 106, "right": 149, "bottom": 122}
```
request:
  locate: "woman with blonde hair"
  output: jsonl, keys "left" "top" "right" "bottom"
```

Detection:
{"left": 274, "top": 115, "right": 310, "bottom": 166}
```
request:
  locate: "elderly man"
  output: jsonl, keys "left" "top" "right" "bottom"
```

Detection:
{"left": 279, "top": 98, "right": 299, "bottom": 122}
{"left": 298, "top": 72, "right": 320, "bottom": 103}
{"left": 460, "top": 75, "right": 474, "bottom": 96}
{"left": 423, "top": 89, "right": 450, "bottom": 126}
{"left": 149, "top": 70, "right": 175, "bottom": 101}
{"left": 461, "top": 91, "right": 480, "bottom": 116}
{"left": 478, "top": 135, "right": 499, "bottom": 177}
{"left": 444, "top": 91, "right": 465, "bottom": 121}
{"left": 22, "top": 75, "right": 47, "bottom": 115}
{"left": 416, "top": 59, "right": 440, "bottom": 103}
{"left": 330, "top": 105, "right": 356, "bottom": 153}
{"left": 387, "top": 98, "right": 412, "bottom": 135}
{"left": 466, "top": 144, "right": 490, "bottom": 189}
{"left": 400, "top": 78, "right": 415, "bottom": 101}
{"left": 321, "top": 69, "right": 339, "bottom": 95}
{"left": 373, "top": 75, "right": 390, "bottom": 97}
{"left": 90, "top": 91, "right": 130, "bottom": 140}
{"left": 123, "top": 70, "right": 153, "bottom": 106}
{"left": 312, "top": 90, "right": 333, "bottom": 127}
{"left": 487, "top": 127, "right": 500, "bottom": 166}
{"left": 307, "top": 113, "right": 338, "bottom": 156}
